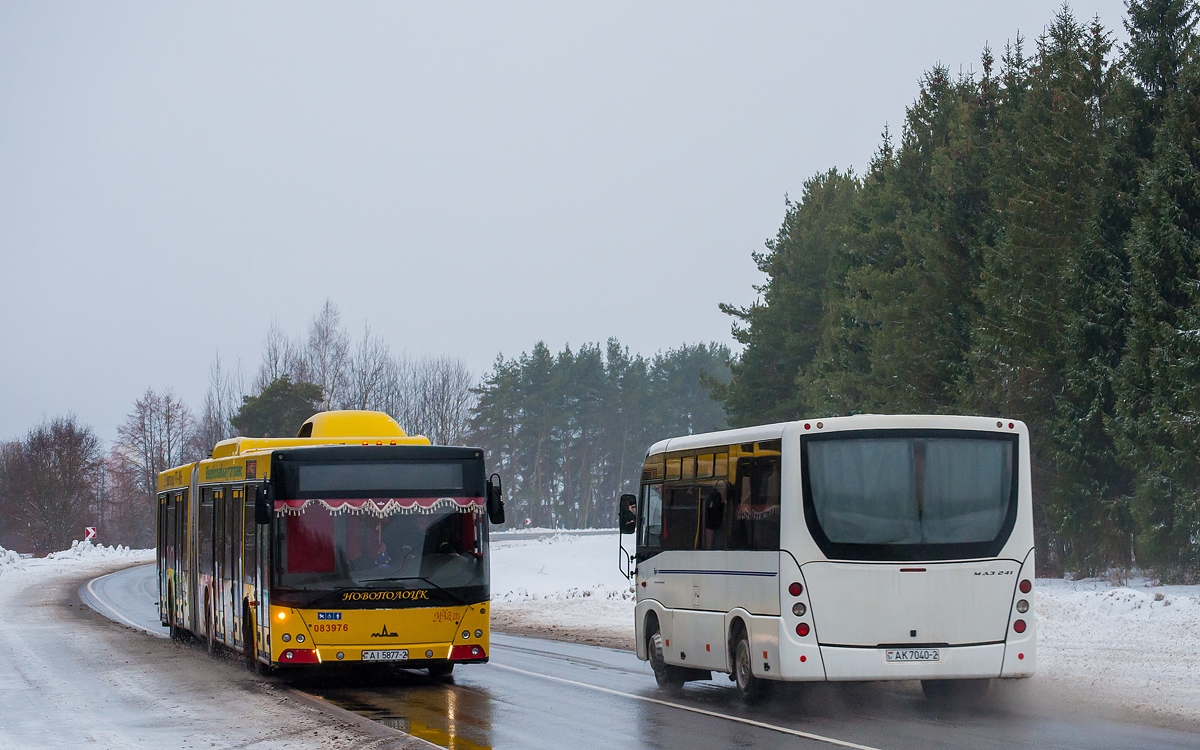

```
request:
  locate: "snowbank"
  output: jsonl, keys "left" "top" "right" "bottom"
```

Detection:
{"left": 1035, "top": 577, "right": 1200, "bottom": 722}
{"left": 45, "top": 539, "right": 151, "bottom": 562}
{"left": 491, "top": 533, "right": 1200, "bottom": 722}
{"left": 0, "top": 545, "right": 23, "bottom": 574}
{"left": 490, "top": 532, "right": 635, "bottom": 642}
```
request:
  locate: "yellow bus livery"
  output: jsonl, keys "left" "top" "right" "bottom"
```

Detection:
{"left": 155, "top": 410, "right": 505, "bottom": 675}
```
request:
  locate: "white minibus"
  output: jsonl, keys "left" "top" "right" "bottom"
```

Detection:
{"left": 617, "top": 415, "right": 1035, "bottom": 703}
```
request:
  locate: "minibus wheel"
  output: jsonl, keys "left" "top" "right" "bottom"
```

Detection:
{"left": 733, "top": 625, "right": 764, "bottom": 704}
{"left": 646, "top": 623, "right": 684, "bottom": 693}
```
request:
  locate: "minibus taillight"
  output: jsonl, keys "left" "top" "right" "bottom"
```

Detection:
{"left": 788, "top": 582, "right": 803, "bottom": 596}
{"left": 1019, "top": 579, "right": 1031, "bottom": 594}
{"left": 796, "top": 623, "right": 810, "bottom": 637}
{"left": 1013, "top": 619, "right": 1026, "bottom": 634}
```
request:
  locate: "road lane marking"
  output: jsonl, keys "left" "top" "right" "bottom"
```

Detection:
{"left": 490, "top": 663, "right": 884, "bottom": 750}
{"left": 84, "top": 571, "right": 168, "bottom": 638}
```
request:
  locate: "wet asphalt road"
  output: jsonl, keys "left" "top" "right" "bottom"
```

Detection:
{"left": 84, "top": 565, "right": 1200, "bottom": 750}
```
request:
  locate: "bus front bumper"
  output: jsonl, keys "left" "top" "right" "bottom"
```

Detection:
{"left": 276, "top": 643, "right": 488, "bottom": 666}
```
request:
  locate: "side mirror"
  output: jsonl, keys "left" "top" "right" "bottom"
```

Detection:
{"left": 254, "top": 483, "right": 274, "bottom": 525}
{"left": 618, "top": 493, "right": 637, "bottom": 535}
{"left": 486, "top": 475, "right": 505, "bottom": 525}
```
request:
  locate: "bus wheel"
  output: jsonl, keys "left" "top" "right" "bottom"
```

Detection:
{"left": 647, "top": 624, "right": 684, "bottom": 693}
{"left": 733, "top": 626, "right": 764, "bottom": 705}
{"left": 921, "top": 679, "right": 988, "bottom": 706}
{"left": 427, "top": 663, "right": 454, "bottom": 680}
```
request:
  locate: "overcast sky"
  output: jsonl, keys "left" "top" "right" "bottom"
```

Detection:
{"left": 0, "top": 1, "right": 1130, "bottom": 442}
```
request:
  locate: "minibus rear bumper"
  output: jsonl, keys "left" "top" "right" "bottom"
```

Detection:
{"left": 811, "top": 642, "right": 1013, "bottom": 681}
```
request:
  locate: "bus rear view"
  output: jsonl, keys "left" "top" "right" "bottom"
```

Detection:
{"left": 623, "top": 415, "right": 1035, "bottom": 703}
{"left": 794, "top": 420, "right": 1034, "bottom": 693}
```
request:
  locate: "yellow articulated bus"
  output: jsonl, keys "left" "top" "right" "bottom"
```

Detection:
{"left": 156, "top": 410, "right": 506, "bottom": 675}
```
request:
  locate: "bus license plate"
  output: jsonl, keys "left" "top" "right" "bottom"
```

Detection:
{"left": 361, "top": 649, "right": 409, "bottom": 662}
{"left": 886, "top": 648, "right": 940, "bottom": 662}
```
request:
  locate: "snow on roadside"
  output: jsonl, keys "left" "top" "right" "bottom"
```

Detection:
{"left": 490, "top": 531, "right": 635, "bottom": 638}
{"left": 0, "top": 544, "right": 24, "bottom": 574}
{"left": 0, "top": 541, "right": 153, "bottom": 583}
{"left": 1034, "top": 577, "right": 1200, "bottom": 722}
{"left": 492, "top": 532, "right": 1200, "bottom": 721}
{"left": 46, "top": 539, "right": 153, "bottom": 562}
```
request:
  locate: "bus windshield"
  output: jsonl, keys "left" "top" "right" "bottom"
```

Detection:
{"left": 802, "top": 431, "right": 1018, "bottom": 560}
{"left": 273, "top": 456, "right": 488, "bottom": 593}
{"left": 276, "top": 504, "right": 486, "bottom": 592}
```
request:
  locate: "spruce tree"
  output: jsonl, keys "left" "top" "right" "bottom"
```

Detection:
{"left": 719, "top": 169, "right": 857, "bottom": 424}
{"left": 1113, "top": 52, "right": 1200, "bottom": 578}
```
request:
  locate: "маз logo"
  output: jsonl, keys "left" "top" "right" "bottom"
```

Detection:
{"left": 371, "top": 624, "right": 399, "bottom": 638}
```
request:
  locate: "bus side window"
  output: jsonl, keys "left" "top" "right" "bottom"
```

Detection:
{"left": 662, "top": 484, "right": 699, "bottom": 550}
{"left": 700, "top": 482, "right": 728, "bottom": 550}
{"left": 243, "top": 497, "right": 255, "bottom": 585}
{"left": 639, "top": 483, "right": 663, "bottom": 551}
{"left": 752, "top": 457, "right": 781, "bottom": 550}
{"left": 165, "top": 498, "right": 176, "bottom": 568}
{"left": 727, "top": 470, "right": 752, "bottom": 550}
{"left": 157, "top": 494, "right": 167, "bottom": 566}
{"left": 199, "top": 488, "right": 214, "bottom": 576}
{"left": 176, "top": 491, "right": 188, "bottom": 573}
{"left": 753, "top": 456, "right": 782, "bottom": 549}
{"left": 728, "top": 457, "right": 782, "bottom": 550}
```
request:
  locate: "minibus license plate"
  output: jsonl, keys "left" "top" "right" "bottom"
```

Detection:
{"left": 886, "top": 648, "right": 940, "bottom": 662}
{"left": 362, "top": 649, "right": 409, "bottom": 662}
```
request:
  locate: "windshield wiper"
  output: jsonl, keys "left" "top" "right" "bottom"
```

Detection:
{"left": 356, "top": 576, "right": 469, "bottom": 605}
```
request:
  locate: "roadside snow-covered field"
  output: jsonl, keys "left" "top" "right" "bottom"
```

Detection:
{"left": 1037, "top": 577, "right": 1200, "bottom": 722}
{"left": 491, "top": 531, "right": 1200, "bottom": 724}
{"left": 490, "top": 532, "right": 634, "bottom": 646}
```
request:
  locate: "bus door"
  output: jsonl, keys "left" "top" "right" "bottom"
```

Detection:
{"left": 242, "top": 494, "right": 257, "bottom": 653}
{"left": 188, "top": 466, "right": 200, "bottom": 633}
{"left": 217, "top": 489, "right": 228, "bottom": 642}
{"left": 228, "top": 488, "right": 241, "bottom": 647}
{"left": 173, "top": 492, "right": 187, "bottom": 625}
{"left": 160, "top": 494, "right": 172, "bottom": 620}
{"left": 256, "top": 513, "right": 269, "bottom": 660}
{"left": 199, "top": 488, "right": 215, "bottom": 638}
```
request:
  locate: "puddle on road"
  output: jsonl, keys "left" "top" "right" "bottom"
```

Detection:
{"left": 305, "top": 669, "right": 494, "bottom": 750}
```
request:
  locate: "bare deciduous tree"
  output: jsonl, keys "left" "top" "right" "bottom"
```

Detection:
{"left": 0, "top": 415, "right": 103, "bottom": 555}
{"left": 102, "top": 445, "right": 154, "bottom": 548}
{"left": 115, "top": 388, "right": 198, "bottom": 545}
{"left": 246, "top": 303, "right": 475, "bottom": 445}
{"left": 255, "top": 319, "right": 307, "bottom": 394}
{"left": 195, "top": 352, "right": 245, "bottom": 456}
{"left": 304, "top": 300, "right": 350, "bottom": 410}
{"left": 413, "top": 356, "right": 475, "bottom": 445}
{"left": 345, "top": 325, "right": 394, "bottom": 411}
